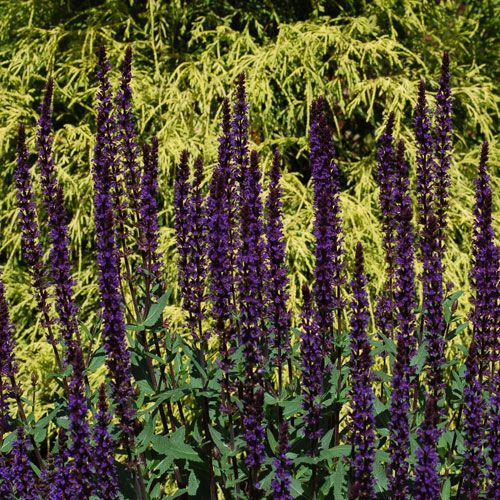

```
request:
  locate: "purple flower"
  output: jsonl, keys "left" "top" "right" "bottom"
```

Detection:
{"left": 433, "top": 51, "right": 453, "bottom": 238}
{"left": 486, "top": 372, "right": 500, "bottom": 498}
{"left": 139, "top": 137, "right": 163, "bottom": 283}
{"left": 92, "top": 384, "right": 119, "bottom": 499}
{"left": 49, "top": 429, "right": 71, "bottom": 499}
{"left": 271, "top": 420, "right": 292, "bottom": 500}
{"left": 116, "top": 46, "right": 141, "bottom": 214}
{"left": 36, "top": 78, "right": 79, "bottom": 351}
{"left": 414, "top": 396, "right": 441, "bottom": 499}
{"left": 469, "top": 142, "right": 498, "bottom": 378}
{"left": 242, "top": 386, "right": 265, "bottom": 470}
{"left": 238, "top": 150, "right": 267, "bottom": 472}
{"left": 92, "top": 45, "right": 136, "bottom": 438}
{"left": 0, "top": 454, "right": 11, "bottom": 497}
{"left": 375, "top": 113, "right": 397, "bottom": 342}
{"left": 414, "top": 80, "right": 435, "bottom": 229}
{"left": 416, "top": 78, "right": 446, "bottom": 399}
{"left": 348, "top": 243, "right": 376, "bottom": 499}
{"left": 15, "top": 124, "right": 63, "bottom": 373}
{"left": 300, "top": 284, "right": 323, "bottom": 440}
{"left": 67, "top": 343, "right": 93, "bottom": 498}
{"left": 11, "top": 427, "right": 38, "bottom": 499}
{"left": 231, "top": 73, "right": 249, "bottom": 200}
{"left": 309, "top": 97, "right": 345, "bottom": 357}
{"left": 388, "top": 140, "right": 417, "bottom": 498}
{"left": 174, "top": 150, "right": 191, "bottom": 309}
{"left": 265, "top": 149, "right": 291, "bottom": 383}
{"left": 461, "top": 142, "right": 499, "bottom": 497}
{"left": 185, "top": 157, "right": 208, "bottom": 336}
{"left": 207, "top": 100, "right": 237, "bottom": 381}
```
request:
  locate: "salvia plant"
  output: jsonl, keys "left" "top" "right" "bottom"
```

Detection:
{"left": 0, "top": 46, "right": 497, "bottom": 500}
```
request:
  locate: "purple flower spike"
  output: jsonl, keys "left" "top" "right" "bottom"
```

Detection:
{"left": 36, "top": 78, "right": 79, "bottom": 351}
{"left": 185, "top": 156, "right": 208, "bottom": 336}
{"left": 265, "top": 149, "right": 291, "bottom": 380}
{"left": 174, "top": 150, "right": 192, "bottom": 311}
{"left": 92, "top": 384, "right": 119, "bottom": 499}
{"left": 11, "top": 427, "right": 38, "bottom": 500}
{"left": 375, "top": 113, "right": 397, "bottom": 342}
{"left": 348, "top": 243, "right": 376, "bottom": 499}
{"left": 309, "top": 97, "right": 345, "bottom": 357}
{"left": 93, "top": 45, "right": 136, "bottom": 438}
{"left": 14, "top": 124, "right": 55, "bottom": 337}
{"left": 414, "top": 396, "right": 441, "bottom": 499}
{"left": 231, "top": 73, "right": 249, "bottom": 197}
{"left": 300, "top": 284, "right": 323, "bottom": 441}
{"left": 433, "top": 51, "right": 453, "bottom": 238}
{"left": 116, "top": 46, "right": 141, "bottom": 213}
{"left": 139, "top": 137, "right": 163, "bottom": 283}
{"left": 243, "top": 386, "right": 265, "bottom": 470}
{"left": 49, "top": 429, "right": 71, "bottom": 499}
{"left": 414, "top": 80, "right": 435, "bottom": 228}
{"left": 207, "top": 103, "right": 237, "bottom": 372}
{"left": 0, "top": 454, "right": 11, "bottom": 497}
{"left": 271, "top": 420, "right": 292, "bottom": 500}
{"left": 388, "top": 140, "right": 416, "bottom": 499}
{"left": 469, "top": 142, "right": 498, "bottom": 379}
{"left": 67, "top": 343, "right": 93, "bottom": 498}
{"left": 486, "top": 372, "right": 500, "bottom": 498}
{"left": 461, "top": 142, "right": 499, "bottom": 497}
{"left": 238, "top": 149, "right": 267, "bottom": 358}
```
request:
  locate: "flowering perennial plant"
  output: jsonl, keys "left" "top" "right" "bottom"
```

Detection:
{"left": 0, "top": 48, "right": 497, "bottom": 500}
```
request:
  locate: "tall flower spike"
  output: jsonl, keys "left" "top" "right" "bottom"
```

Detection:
{"left": 469, "top": 142, "right": 498, "bottom": 379}
{"left": 461, "top": 142, "right": 499, "bottom": 497}
{"left": 139, "top": 137, "right": 163, "bottom": 284}
{"left": 416, "top": 77, "right": 446, "bottom": 399}
{"left": 414, "top": 396, "right": 441, "bottom": 499}
{"left": 174, "top": 150, "right": 192, "bottom": 312}
{"left": 11, "top": 427, "right": 38, "bottom": 500}
{"left": 231, "top": 73, "right": 249, "bottom": 198}
{"left": 265, "top": 149, "right": 291, "bottom": 388}
{"left": 15, "top": 124, "right": 63, "bottom": 371}
{"left": 300, "top": 284, "right": 323, "bottom": 440}
{"left": 36, "top": 78, "right": 79, "bottom": 351}
{"left": 433, "top": 51, "right": 453, "bottom": 239}
{"left": 348, "top": 243, "right": 376, "bottom": 499}
{"left": 67, "top": 342, "right": 93, "bottom": 497}
{"left": 271, "top": 420, "right": 293, "bottom": 500}
{"left": 375, "top": 113, "right": 397, "bottom": 343}
{"left": 415, "top": 80, "right": 435, "bottom": 228}
{"left": 49, "top": 429, "right": 71, "bottom": 499}
{"left": 388, "top": 140, "right": 417, "bottom": 499}
{"left": 184, "top": 156, "right": 208, "bottom": 338}
{"left": 309, "top": 97, "right": 345, "bottom": 358}
{"left": 238, "top": 151, "right": 266, "bottom": 478}
{"left": 93, "top": 45, "right": 136, "bottom": 438}
{"left": 116, "top": 46, "right": 141, "bottom": 214}
{"left": 92, "top": 384, "right": 119, "bottom": 499}
{"left": 238, "top": 150, "right": 267, "bottom": 362}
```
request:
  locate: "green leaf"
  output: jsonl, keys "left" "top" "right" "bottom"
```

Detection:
{"left": 441, "top": 478, "right": 451, "bottom": 499}
{"left": 333, "top": 459, "right": 346, "bottom": 499}
{"left": 410, "top": 342, "right": 428, "bottom": 372}
{"left": 151, "top": 427, "right": 202, "bottom": 463}
{"left": 187, "top": 471, "right": 200, "bottom": 496}
{"left": 320, "top": 444, "right": 351, "bottom": 460}
{"left": 144, "top": 289, "right": 172, "bottom": 327}
{"left": 86, "top": 346, "right": 106, "bottom": 372}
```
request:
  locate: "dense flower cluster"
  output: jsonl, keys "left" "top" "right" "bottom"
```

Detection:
{"left": 92, "top": 46, "right": 136, "bottom": 437}
{"left": 348, "top": 243, "right": 376, "bottom": 499}
{"left": 388, "top": 140, "right": 416, "bottom": 498}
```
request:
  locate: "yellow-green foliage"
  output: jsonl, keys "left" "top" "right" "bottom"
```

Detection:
{"left": 0, "top": 0, "right": 498, "bottom": 407}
